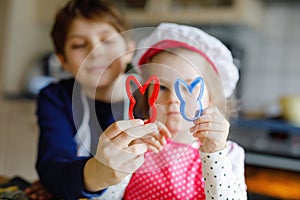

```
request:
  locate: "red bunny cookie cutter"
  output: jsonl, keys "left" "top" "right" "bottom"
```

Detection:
{"left": 125, "top": 75, "right": 160, "bottom": 124}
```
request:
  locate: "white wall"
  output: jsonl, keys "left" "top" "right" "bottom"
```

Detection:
{"left": 1, "top": 0, "right": 55, "bottom": 95}
{"left": 0, "top": 0, "right": 9, "bottom": 93}
{"left": 238, "top": 3, "right": 300, "bottom": 117}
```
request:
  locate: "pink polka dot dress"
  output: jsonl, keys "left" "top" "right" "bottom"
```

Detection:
{"left": 124, "top": 140, "right": 205, "bottom": 200}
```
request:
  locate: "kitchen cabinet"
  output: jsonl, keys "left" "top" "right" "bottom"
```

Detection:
{"left": 119, "top": 0, "right": 264, "bottom": 27}
{"left": 38, "top": 0, "right": 264, "bottom": 27}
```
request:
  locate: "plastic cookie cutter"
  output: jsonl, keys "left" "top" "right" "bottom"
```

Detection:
{"left": 174, "top": 76, "right": 205, "bottom": 121}
{"left": 125, "top": 75, "right": 160, "bottom": 124}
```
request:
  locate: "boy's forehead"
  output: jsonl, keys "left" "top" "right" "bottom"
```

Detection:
{"left": 67, "top": 18, "right": 118, "bottom": 36}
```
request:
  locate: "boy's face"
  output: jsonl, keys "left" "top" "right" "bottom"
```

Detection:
{"left": 58, "top": 17, "right": 132, "bottom": 89}
{"left": 145, "top": 51, "right": 210, "bottom": 134}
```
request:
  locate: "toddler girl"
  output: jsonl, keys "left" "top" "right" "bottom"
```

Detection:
{"left": 124, "top": 23, "right": 247, "bottom": 199}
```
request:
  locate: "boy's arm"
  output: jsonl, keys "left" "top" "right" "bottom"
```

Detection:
{"left": 36, "top": 85, "right": 105, "bottom": 199}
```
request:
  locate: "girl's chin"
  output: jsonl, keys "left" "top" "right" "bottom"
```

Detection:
{"left": 166, "top": 119, "right": 193, "bottom": 135}
{"left": 165, "top": 119, "right": 182, "bottom": 134}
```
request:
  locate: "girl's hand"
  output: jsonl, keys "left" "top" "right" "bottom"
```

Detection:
{"left": 24, "top": 180, "right": 53, "bottom": 200}
{"left": 190, "top": 106, "right": 229, "bottom": 153}
{"left": 129, "top": 121, "right": 171, "bottom": 153}
{"left": 84, "top": 119, "right": 171, "bottom": 191}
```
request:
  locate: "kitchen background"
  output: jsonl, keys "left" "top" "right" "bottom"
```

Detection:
{"left": 0, "top": 0, "right": 299, "bottom": 198}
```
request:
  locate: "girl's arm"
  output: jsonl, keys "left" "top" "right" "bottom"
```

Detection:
{"left": 200, "top": 141, "right": 247, "bottom": 199}
{"left": 190, "top": 106, "right": 247, "bottom": 199}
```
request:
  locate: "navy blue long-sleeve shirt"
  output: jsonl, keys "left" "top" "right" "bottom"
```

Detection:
{"left": 36, "top": 78, "right": 124, "bottom": 199}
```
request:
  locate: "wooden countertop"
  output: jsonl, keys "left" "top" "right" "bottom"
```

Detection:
{"left": 245, "top": 165, "right": 300, "bottom": 199}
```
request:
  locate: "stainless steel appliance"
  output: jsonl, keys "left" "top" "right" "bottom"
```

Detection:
{"left": 229, "top": 118, "right": 300, "bottom": 172}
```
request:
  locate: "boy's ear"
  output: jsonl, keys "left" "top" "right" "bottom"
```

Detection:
{"left": 56, "top": 53, "right": 69, "bottom": 71}
{"left": 124, "top": 41, "right": 136, "bottom": 63}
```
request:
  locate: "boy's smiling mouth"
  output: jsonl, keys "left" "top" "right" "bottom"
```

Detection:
{"left": 86, "top": 66, "right": 107, "bottom": 73}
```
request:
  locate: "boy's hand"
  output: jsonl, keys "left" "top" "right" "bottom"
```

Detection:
{"left": 97, "top": 120, "right": 171, "bottom": 171}
{"left": 84, "top": 119, "right": 171, "bottom": 192}
{"left": 24, "top": 180, "right": 53, "bottom": 200}
{"left": 190, "top": 106, "right": 229, "bottom": 153}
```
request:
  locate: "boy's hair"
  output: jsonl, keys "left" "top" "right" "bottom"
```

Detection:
{"left": 51, "top": 0, "right": 131, "bottom": 56}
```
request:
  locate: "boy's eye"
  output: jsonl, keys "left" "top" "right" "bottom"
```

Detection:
{"left": 102, "top": 38, "right": 117, "bottom": 45}
{"left": 71, "top": 43, "right": 86, "bottom": 49}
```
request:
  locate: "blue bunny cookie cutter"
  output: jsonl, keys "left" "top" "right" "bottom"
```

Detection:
{"left": 174, "top": 76, "right": 204, "bottom": 121}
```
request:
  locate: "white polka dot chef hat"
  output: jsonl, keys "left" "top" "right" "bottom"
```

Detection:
{"left": 132, "top": 23, "right": 239, "bottom": 98}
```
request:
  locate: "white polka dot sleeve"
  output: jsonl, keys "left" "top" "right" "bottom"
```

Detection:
{"left": 200, "top": 141, "right": 247, "bottom": 200}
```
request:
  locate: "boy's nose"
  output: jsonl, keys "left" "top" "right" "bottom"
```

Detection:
{"left": 89, "top": 41, "right": 104, "bottom": 57}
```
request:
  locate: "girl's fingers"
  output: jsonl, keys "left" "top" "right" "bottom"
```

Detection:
{"left": 104, "top": 119, "right": 144, "bottom": 139}
{"left": 193, "top": 108, "right": 223, "bottom": 125}
{"left": 193, "top": 114, "right": 219, "bottom": 125}
{"left": 141, "top": 136, "right": 163, "bottom": 152}
{"left": 147, "top": 130, "right": 167, "bottom": 146}
{"left": 193, "top": 130, "right": 221, "bottom": 140}
{"left": 190, "top": 121, "right": 228, "bottom": 133}
{"left": 125, "top": 143, "right": 148, "bottom": 154}
{"left": 191, "top": 106, "right": 228, "bottom": 134}
{"left": 135, "top": 121, "right": 171, "bottom": 152}
{"left": 201, "top": 106, "right": 221, "bottom": 115}
{"left": 193, "top": 110, "right": 225, "bottom": 124}
{"left": 155, "top": 121, "right": 172, "bottom": 139}
{"left": 129, "top": 134, "right": 164, "bottom": 153}
{"left": 111, "top": 123, "right": 159, "bottom": 148}
{"left": 147, "top": 144, "right": 161, "bottom": 153}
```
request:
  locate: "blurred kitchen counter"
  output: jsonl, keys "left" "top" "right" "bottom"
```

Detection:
{"left": 0, "top": 176, "right": 8, "bottom": 185}
{"left": 246, "top": 165, "right": 300, "bottom": 199}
